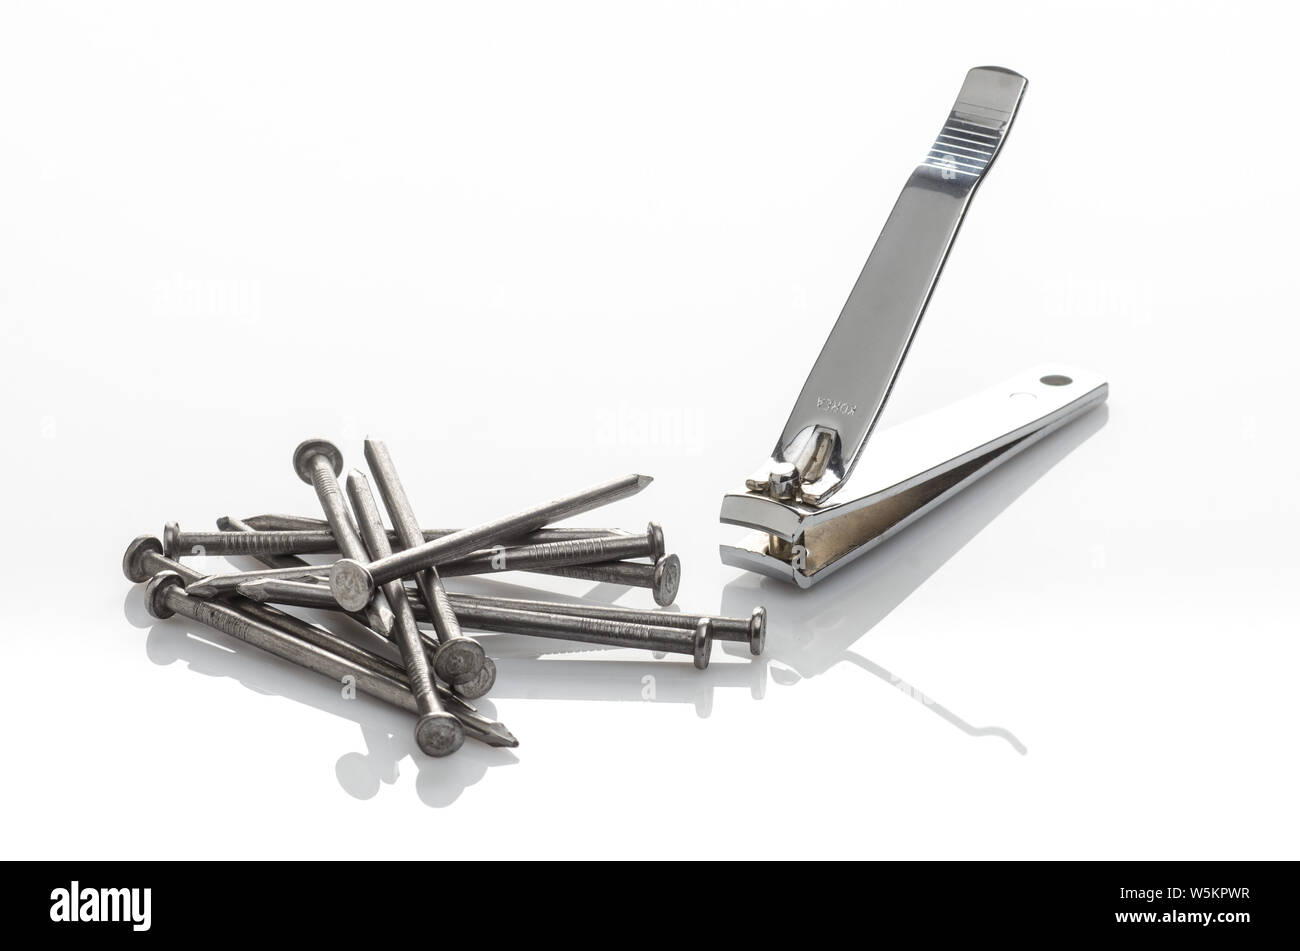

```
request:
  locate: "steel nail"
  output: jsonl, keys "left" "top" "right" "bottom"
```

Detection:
{"left": 443, "top": 593, "right": 765, "bottom": 656}
{"left": 327, "top": 472, "right": 653, "bottom": 612}
{"left": 234, "top": 513, "right": 632, "bottom": 546}
{"left": 433, "top": 523, "right": 664, "bottom": 578}
{"left": 292, "top": 439, "right": 395, "bottom": 636}
{"left": 344, "top": 469, "right": 465, "bottom": 756}
{"left": 193, "top": 521, "right": 629, "bottom": 555}
{"left": 363, "top": 439, "right": 490, "bottom": 689}
{"left": 424, "top": 602, "right": 714, "bottom": 669}
{"left": 535, "top": 554, "right": 682, "bottom": 606}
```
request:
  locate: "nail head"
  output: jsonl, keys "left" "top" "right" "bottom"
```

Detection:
{"left": 123, "top": 535, "right": 164, "bottom": 583}
{"left": 652, "top": 553, "right": 681, "bottom": 606}
{"left": 415, "top": 712, "right": 466, "bottom": 757}
{"left": 693, "top": 619, "right": 713, "bottom": 670}
{"left": 749, "top": 606, "right": 767, "bottom": 656}
{"left": 432, "top": 638, "right": 488, "bottom": 685}
{"left": 329, "top": 558, "right": 375, "bottom": 612}
{"left": 292, "top": 438, "right": 344, "bottom": 485}
{"left": 452, "top": 656, "right": 497, "bottom": 700}
{"left": 144, "top": 570, "right": 184, "bottom": 620}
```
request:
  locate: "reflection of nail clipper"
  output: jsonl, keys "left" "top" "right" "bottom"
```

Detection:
{"left": 720, "top": 67, "right": 1107, "bottom": 587}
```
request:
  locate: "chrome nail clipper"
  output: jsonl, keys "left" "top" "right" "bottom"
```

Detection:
{"left": 719, "top": 66, "right": 1107, "bottom": 587}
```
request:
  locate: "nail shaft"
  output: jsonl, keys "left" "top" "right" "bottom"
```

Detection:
{"left": 328, "top": 472, "right": 653, "bottom": 611}
{"left": 535, "top": 554, "right": 682, "bottom": 606}
{"left": 293, "top": 440, "right": 394, "bottom": 635}
{"left": 442, "top": 592, "right": 765, "bottom": 656}
{"left": 216, "top": 517, "right": 393, "bottom": 645}
{"left": 239, "top": 577, "right": 355, "bottom": 609}
{"left": 217, "top": 516, "right": 313, "bottom": 570}
{"left": 178, "top": 523, "right": 629, "bottom": 557}
{"left": 235, "top": 513, "right": 631, "bottom": 545}
{"left": 433, "top": 528, "right": 663, "bottom": 578}
{"left": 345, "top": 469, "right": 464, "bottom": 756}
{"left": 363, "top": 438, "right": 489, "bottom": 689}
{"left": 186, "top": 563, "right": 331, "bottom": 597}
{"left": 425, "top": 601, "right": 714, "bottom": 669}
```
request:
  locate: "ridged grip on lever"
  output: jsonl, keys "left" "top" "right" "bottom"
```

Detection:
{"left": 748, "top": 66, "right": 1027, "bottom": 506}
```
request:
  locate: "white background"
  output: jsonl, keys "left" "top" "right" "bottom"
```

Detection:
{"left": 2, "top": 2, "right": 1296, "bottom": 859}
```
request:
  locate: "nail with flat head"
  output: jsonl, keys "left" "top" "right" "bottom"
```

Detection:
{"left": 538, "top": 554, "right": 682, "bottom": 606}
{"left": 433, "top": 522, "right": 666, "bottom": 578}
{"left": 345, "top": 469, "right": 466, "bottom": 756}
{"left": 328, "top": 472, "right": 654, "bottom": 612}
{"left": 442, "top": 592, "right": 765, "bottom": 656}
{"left": 292, "top": 438, "right": 394, "bottom": 636}
{"left": 234, "top": 513, "right": 633, "bottom": 546}
{"left": 413, "top": 599, "right": 714, "bottom": 668}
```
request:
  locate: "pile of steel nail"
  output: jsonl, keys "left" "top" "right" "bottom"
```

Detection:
{"left": 122, "top": 438, "right": 767, "bottom": 757}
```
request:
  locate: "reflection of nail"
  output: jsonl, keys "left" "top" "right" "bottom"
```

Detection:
{"left": 122, "top": 536, "right": 515, "bottom": 747}
{"left": 143, "top": 571, "right": 513, "bottom": 749}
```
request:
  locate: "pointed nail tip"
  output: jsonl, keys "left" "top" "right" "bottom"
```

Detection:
{"left": 490, "top": 725, "right": 519, "bottom": 747}
{"left": 635, "top": 474, "right": 654, "bottom": 488}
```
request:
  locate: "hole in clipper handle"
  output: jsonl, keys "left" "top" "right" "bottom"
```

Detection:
{"left": 1040, "top": 374, "right": 1072, "bottom": 386}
